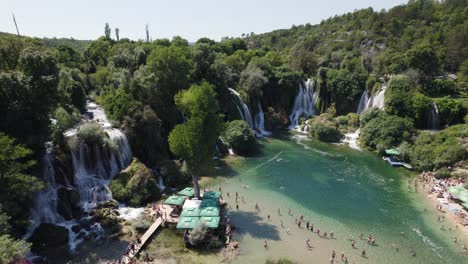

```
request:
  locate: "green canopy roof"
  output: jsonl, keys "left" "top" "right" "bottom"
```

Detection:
{"left": 176, "top": 216, "right": 200, "bottom": 229}
{"left": 163, "top": 195, "right": 186, "bottom": 206}
{"left": 448, "top": 186, "right": 468, "bottom": 203}
{"left": 203, "top": 191, "right": 221, "bottom": 200}
{"left": 178, "top": 187, "right": 194, "bottom": 197}
{"left": 385, "top": 149, "right": 400, "bottom": 155}
{"left": 199, "top": 206, "right": 220, "bottom": 217}
{"left": 200, "top": 199, "right": 219, "bottom": 208}
{"left": 180, "top": 207, "right": 201, "bottom": 217}
{"left": 200, "top": 216, "right": 220, "bottom": 228}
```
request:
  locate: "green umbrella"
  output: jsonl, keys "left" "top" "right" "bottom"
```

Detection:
{"left": 203, "top": 191, "right": 221, "bottom": 200}
{"left": 200, "top": 216, "right": 220, "bottom": 228}
{"left": 178, "top": 187, "right": 194, "bottom": 197}
{"left": 163, "top": 195, "right": 186, "bottom": 206}
{"left": 180, "top": 207, "right": 201, "bottom": 217}
{"left": 200, "top": 199, "right": 218, "bottom": 208}
{"left": 385, "top": 149, "right": 400, "bottom": 156}
{"left": 176, "top": 216, "right": 200, "bottom": 229}
{"left": 448, "top": 186, "right": 468, "bottom": 203}
{"left": 199, "top": 206, "right": 220, "bottom": 217}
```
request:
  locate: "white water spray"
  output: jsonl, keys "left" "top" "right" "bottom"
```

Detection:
{"left": 289, "top": 79, "right": 316, "bottom": 130}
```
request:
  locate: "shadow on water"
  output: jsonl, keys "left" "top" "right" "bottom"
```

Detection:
{"left": 229, "top": 210, "right": 280, "bottom": 241}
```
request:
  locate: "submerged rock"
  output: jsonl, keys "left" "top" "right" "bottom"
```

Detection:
{"left": 29, "top": 223, "right": 69, "bottom": 254}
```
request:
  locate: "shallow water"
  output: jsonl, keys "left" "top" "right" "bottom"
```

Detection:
{"left": 205, "top": 136, "right": 465, "bottom": 264}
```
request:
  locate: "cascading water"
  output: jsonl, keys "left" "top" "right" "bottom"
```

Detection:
{"left": 228, "top": 88, "right": 271, "bottom": 137}
{"left": 357, "top": 91, "right": 369, "bottom": 115}
{"left": 356, "top": 84, "right": 387, "bottom": 114}
{"left": 228, "top": 88, "right": 254, "bottom": 128}
{"left": 254, "top": 101, "right": 272, "bottom": 136}
{"left": 28, "top": 102, "right": 133, "bottom": 253}
{"left": 29, "top": 143, "right": 64, "bottom": 228}
{"left": 342, "top": 129, "right": 361, "bottom": 151}
{"left": 428, "top": 103, "right": 440, "bottom": 130}
{"left": 289, "top": 79, "right": 316, "bottom": 130}
{"left": 69, "top": 102, "right": 132, "bottom": 212}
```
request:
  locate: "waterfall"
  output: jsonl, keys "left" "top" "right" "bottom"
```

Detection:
{"left": 357, "top": 91, "right": 369, "bottom": 115}
{"left": 372, "top": 85, "right": 386, "bottom": 109}
{"left": 29, "top": 143, "right": 64, "bottom": 228}
{"left": 69, "top": 103, "right": 132, "bottom": 212}
{"left": 228, "top": 88, "right": 271, "bottom": 137}
{"left": 356, "top": 84, "right": 387, "bottom": 114}
{"left": 428, "top": 103, "right": 440, "bottom": 130}
{"left": 289, "top": 79, "right": 316, "bottom": 130}
{"left": 342, "top": 129, "right": 361, "bottom": 151}
{"left": 228, "top": 88, "right": 254, "bottom": 128}
{"left": 254, "top": 102, "right": 272, "bottom": 136}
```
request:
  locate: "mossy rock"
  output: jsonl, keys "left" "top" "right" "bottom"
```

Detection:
{"left": 57, "top": 187, "right": 80, "bottom": 220}
{"left": 29, "top": 223, "right": 69, "bottom": 255}
{"left": 110, "top": 158, "right": 161, "bottom": 206}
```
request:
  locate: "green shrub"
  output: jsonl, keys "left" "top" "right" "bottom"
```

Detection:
{"left": 435, "top": 168, "right": 451, "bottom": 179}
{"left": 360, "top": 112, "right": 414, "bottom": 151}
{"left": 77, "top": 122, "right": 116, "bottom": 152}
{"left": 189, "top": 221, "right": 208, "bottom": 246}
{"left": 224, "top": 120, "right": 256, "bottom": 155}
{"left": 54, "top": 107, "right": 80, "bottom": 131}
{"left": 109, "top": 159, "right": 160, "bottom": 206}
{"left": 308, "top": 115, "right": 343, "bottom": 143}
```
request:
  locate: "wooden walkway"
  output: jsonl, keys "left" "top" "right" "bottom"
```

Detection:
{"left": 123, "top": 217, "right": 163, "bottom": 263}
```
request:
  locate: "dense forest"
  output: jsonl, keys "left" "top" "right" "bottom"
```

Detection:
{"left": 0, "top": 0, "right": 466, "bottom": 261}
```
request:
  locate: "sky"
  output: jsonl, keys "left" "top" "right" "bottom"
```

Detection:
{"left": 1, "top": 0, "right": 407, "bottom": 42}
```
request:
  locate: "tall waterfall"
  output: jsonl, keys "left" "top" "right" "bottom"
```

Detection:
{"left": 254, "top": 101, "right": 272, "bottom": 136}
{"left": 428, "top": 103, "right": 440, "bottom": 130}
{"left": 69, "top": 102, "right": 132, "bottom": 212}
{"left": 289, "top": 79, "right": 317, "bottom": 129}
{"left": 357, "top": 91, "right": 369, "bottom": 115}
{"left": 29, "top": 143, "right": 64, "bottom": 227}
{"left": 228, "top": 88, "right": 271, "bottom": 137}
{"left": 356, "top": 84, "right": 387, "bottom": 114}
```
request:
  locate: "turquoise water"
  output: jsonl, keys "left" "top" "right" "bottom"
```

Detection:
{"left": 210, "top": 135, "right": 465, "bottom": 263}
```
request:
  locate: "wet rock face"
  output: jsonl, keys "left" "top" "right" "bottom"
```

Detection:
{"left": 57, "top": 187, "right": 81, "bottom": 220}
{"left": 29, "top": 223, "right": 69, "bottom": 255}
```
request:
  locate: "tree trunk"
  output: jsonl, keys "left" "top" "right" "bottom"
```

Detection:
{"left": 191, "top": 172, "right": 200, "bottom": 199}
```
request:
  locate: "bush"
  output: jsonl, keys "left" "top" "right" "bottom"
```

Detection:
{"left": 409, "top": 125, "right": 467, "bottom": 171}
{"left": 54, "top": 107, "right": 80, "bottom": 131}
{"left": 224, "top": 120, "right": 256, "bottom": 155}
{"left": 360, "top": 112, "right": 414, "bottom": 151}
{"left": 435, "top": 168, "right": 451, "bottom": 179}
{"left": 435, "top": 97, "right": 465, "bottom": 126}
{"left": 77, "top": 122, "right": 116, "bottom": 151}
{"left": 189, "top": 221, "right": 208, "bottom": 246}
{"left": 109, "top": 159, "right": 160, "bottom": 206}
{"left": 308, "top": 114, "right": 343, "bottom": 143}
{"left": 131, "top": 216, "right": 152, "bottom": 233}
{"left": 428, "top": 79, "right": 457, "bottom": 96}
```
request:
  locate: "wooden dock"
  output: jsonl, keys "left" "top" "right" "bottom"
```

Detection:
{"left": 123, "top": 217, "right": 163, "bottom": 263}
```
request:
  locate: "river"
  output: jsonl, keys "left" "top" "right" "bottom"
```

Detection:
{"left": 201, "top": 135, "right": 465, "bottom": 264}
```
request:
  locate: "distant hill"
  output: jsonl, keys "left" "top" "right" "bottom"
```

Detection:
{"left": 0, "top": 31, "right": 91, "bottom": 53}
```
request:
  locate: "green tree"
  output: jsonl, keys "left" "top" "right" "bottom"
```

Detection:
{"left": 168, "top": 83, "right": 223, "bottom": 198}
{"left": 104, "top": 23, "right": 112, "bottom": 40}
{"left": 0, "top": 235, "right": 31, "bottom": 263}
{"left": 224, "top": 120, "right": 256, "bottom": 155}
{"left": 0, "top": 132, "right": 43, "bottom": 233}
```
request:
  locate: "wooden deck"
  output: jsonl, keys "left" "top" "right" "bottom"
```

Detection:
{"left": 123, "top": 217, "right": 162, "bottom": 263}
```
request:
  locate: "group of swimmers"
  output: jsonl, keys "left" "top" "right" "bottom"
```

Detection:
{"left": 220, "top": 184, "right": 468, "bottom": 262}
